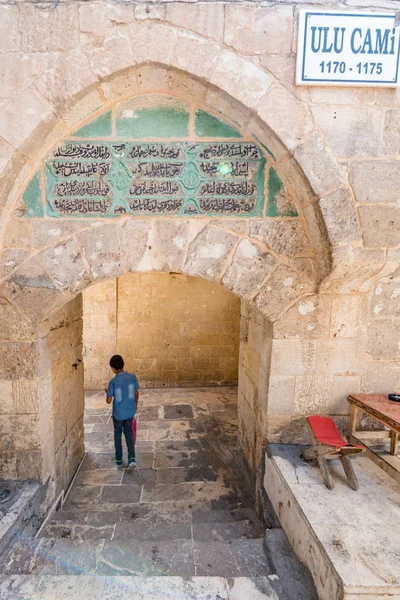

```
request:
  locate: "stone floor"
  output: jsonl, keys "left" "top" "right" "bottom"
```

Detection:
{"left": 0, "top": 387, "right": 316, "bottom": 599}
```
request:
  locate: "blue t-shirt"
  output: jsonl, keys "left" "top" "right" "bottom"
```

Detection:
{"left": 107, "top": 372, "right": 139, "bottom": 421}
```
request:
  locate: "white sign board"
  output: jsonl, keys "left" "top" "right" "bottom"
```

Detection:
{"left": 296, "top": 10, "right": 400, "bottom": 86}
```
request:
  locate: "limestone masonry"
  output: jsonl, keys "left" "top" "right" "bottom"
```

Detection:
{"left": 0, "top": 0, "right": 398, "bottom": 514}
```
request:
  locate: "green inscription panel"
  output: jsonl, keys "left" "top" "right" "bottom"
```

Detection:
{"left": 44, "top": 141, "right": 266, "bottom": 218}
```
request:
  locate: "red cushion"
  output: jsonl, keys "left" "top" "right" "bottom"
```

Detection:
{"left": 307, "top": 416, "right": 348, "bottom": 448}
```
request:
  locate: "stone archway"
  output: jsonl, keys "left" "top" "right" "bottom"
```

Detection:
{"left": 0, "top": 46, "right": 361, "bottom": 502}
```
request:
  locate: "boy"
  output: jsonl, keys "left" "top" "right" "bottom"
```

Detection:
{"left": 106, "top": 355, "right": 139, "bottom": 469}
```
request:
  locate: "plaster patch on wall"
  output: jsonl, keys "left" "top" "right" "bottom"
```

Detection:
{"left": 298, "top": 300, "right": 315, "bottom": 315}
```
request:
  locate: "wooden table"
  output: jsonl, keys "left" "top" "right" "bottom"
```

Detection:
{"left": 348, "top": 393, "right": 400, "bottom": 484}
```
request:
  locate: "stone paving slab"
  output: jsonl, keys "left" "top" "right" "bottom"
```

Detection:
{"left": 100, "top": 484, "right": 142, "bottom": 504}
{"left": 75, "top": 469, "right": 123, "bottom": 486}
{"left": 194, "top": 539, "right": 271, "bottom": 577}
{"left": 113, "top": 521, "right": 192, "bottom": 542}
{"left": 97, "top": 540, "right": 196, "bottom": 576}
{"left": 0, "top": 575, "right": 286, "bottom": 600}
{"left": 191, "top": 508, "right": 258, "bottom": 524}
{"left": 193, "top": 519, "right": 265, "bottom": 542}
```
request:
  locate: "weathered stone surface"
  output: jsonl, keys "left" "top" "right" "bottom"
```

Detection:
{"left": 12, "top": 378, "right": 39, "bottom": 414}
{"left": 362, "top": 362, "right": 400, "bottom": 394}
{"left": 366, "top": 319, "right": 400, "bottom": 360}
{"left": 0, "top": 379, "right": 13, "bottom": 414}
{"left": 80, "top": 3, "right": 134, "bottom": 37}
{"left": 249, "top": 220, "right": 310, "bottom": 256}
{"left": 289, "top": 258, "right": 316, "bottom": 284}
{"left": 254, "top": 264, "right": 314, "bottom": 321}
{"left": 0, "top": 342, "right": 36, "bottom": 379}
{"left": 169, "top": 70, "right": 208, "bottom": 103}
{"left": 136, "top": 5, "right": 165, "bottom": 20}
{"left": 257, "top": 86, "right": 313, "bottom": 150}
{"left": 60, "top": 89, "right": 105, "bottom": 129}
{"left": 312, "top": 105, "right": 384, "bottom": 157}
{"left": 273, "top": 295, "right": 331, "bottom": 339}
{"left": 166, "top": 4, "right": 224, "bottom": 41}
{"left": 100, "top": 69, "right": 138, "bottom": 101}
{"left": 349, "top": 160, "right": 400, "bottom": 204}
{"left": 19, "top": 4, "right": 79, "bottom": 52}
{"left": 150, "top": 220, "right": 189, "bottom": 272}
{"left": 34, "top": 51, "right": 98, "bottom": 110}
{"left": 294, "top": 374, "right": 334, "bottom": 415}
{"left": 129, "top": 22, "right": 221, "bottom": 82}
{"left": 83, "top": 33, "right": 134, "bottom": 78}
{"left": 0, "top": 54, "right": 53, "bottom": 102}
{"left": 39, "top": 239, "right": 91, "bottom": 294}
{"left": 1, "top": 258, "right": 63, "bottom": 323}
{"left": 132, "top": 64, "right": 168, "bottom": 94}
{"left": 33, "top": 221, "right": 89, "bottom": 249}
{"left": 358, "top": 206, "right": 400, "bottom": 248}
{"left": 0, "top": 248, "right": 29, "bottom": 281}
{"left": 0, "top": 297, "right": 34, "bottom": 341}
{"left": 185, "top": 227, "right": 237, "bottom": 282}
{"left": 265, "top": 414, "right": 309, "bottom": 445}
{"left": 0, "top": 139, "right": 14, "bottom": 178}
{"left": 3, "top": 219, "right": 32, "bottom": 250}
{"left": 222, "top": 239, "right": 276, "bottom": 298}
{"left": 371, "top": 270, "right": 400, "bottom": 319}
{"left": 210, "top": 50, "right": 273, "bottom": 110}
{"left": 329, "top": 375, "right": 361, "bottom": 414}
{"left": 267, "top": 375, "right": 295, "bottom": 415}
{"left": 316, "top": 339, "right": 363, "bottom": 374}
{"left": 277, "top": 158, "right": 314, "bottom": 213}
{"left": 318, "top": 187, "right": 361, "bottom": 246}
{"left": 0, "top": 6, "right": 18, "bottom": 52}
{"left": 270, "top": 339, "right": 317, "bottom": 376}
{"left": 77, "top": 225, "right": 124, "bottom": 280}
{"left": 382, "top": 109, "right": 400, "bottom": 155}
{"left": 225, "top": 5, "right": 293, "bottom": 55}
{"left": 260, "top": 54, "right": 309, "bottom": 101}
{"left": 330, "top": 295, "right": 365, "bottom": 338}
{"left": 322, "top": 246, "right": 385, "bottom": 294}
{"left": 293, "top": 133, "right": 347, "bottom": 196}
{"left": 0, "top": 86, "right": 53, "bottom": 149}
{"left": 118, "top": 220, "right": 152, "bottom": 272}
{"left": 211, "top": 220, "right": 249, "bottom": 235}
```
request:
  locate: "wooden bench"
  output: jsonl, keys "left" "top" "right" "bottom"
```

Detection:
{"left": 301, "top": 416, "right": 365, "bottom": 490}
{"left": 348, "top": 394, "right": 400, "bottom": 485}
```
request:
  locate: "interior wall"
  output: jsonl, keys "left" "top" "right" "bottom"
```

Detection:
{"left": 38, "top": 296, "right": 85, "bottom": 496}
{"left": 238, "top": 300, "right": 273, "bottom": 478}
{"left": 83, "top": 279, "right": 117, "bottom": 390}
{"left": 83, "top": 272, "right": 240, "bottom": 390}
{"left": 0, "top": 294, "right": 84, "bottom": 499}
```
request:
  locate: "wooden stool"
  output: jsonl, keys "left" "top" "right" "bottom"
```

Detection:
{"left": 301, "top": 416, "right": 365, "bottom": 490}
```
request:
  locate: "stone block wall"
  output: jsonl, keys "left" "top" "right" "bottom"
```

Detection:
{"left": 83, "top": 279, "right": 117, "bottom": 390}
{"left": 0, "top": 294, "right": 84, "bottom": 498}
{"left": 36, "top": 296, "right": 84, "bottom": 496}
{"left": 238, "top": 301, "right": 272, "bottom": 474}
{"left": 83, "top": 272, "right": 240, "bottom": 389}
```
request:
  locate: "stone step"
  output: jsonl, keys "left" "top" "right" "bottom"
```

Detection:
{"left": 41, "top": 514, "right": 265, "bottom": 543}
{"left": 264, "top": 529, "right": 318, "bottom": 600}
{"left": 1, "top": 536, "right": 271, "bottom": 578}
{"left": 0, "top": 575, "right": 289, "bottom": 599}
{"left": 192, "top": 507, "right": 259, "bottom": 523}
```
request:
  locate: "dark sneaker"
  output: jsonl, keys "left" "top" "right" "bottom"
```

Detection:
{"left": 127, "top": 457, "right": 136, "bottom": 469}
{"left": 114, "top": 458, "right": 123, "bottom": 470}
